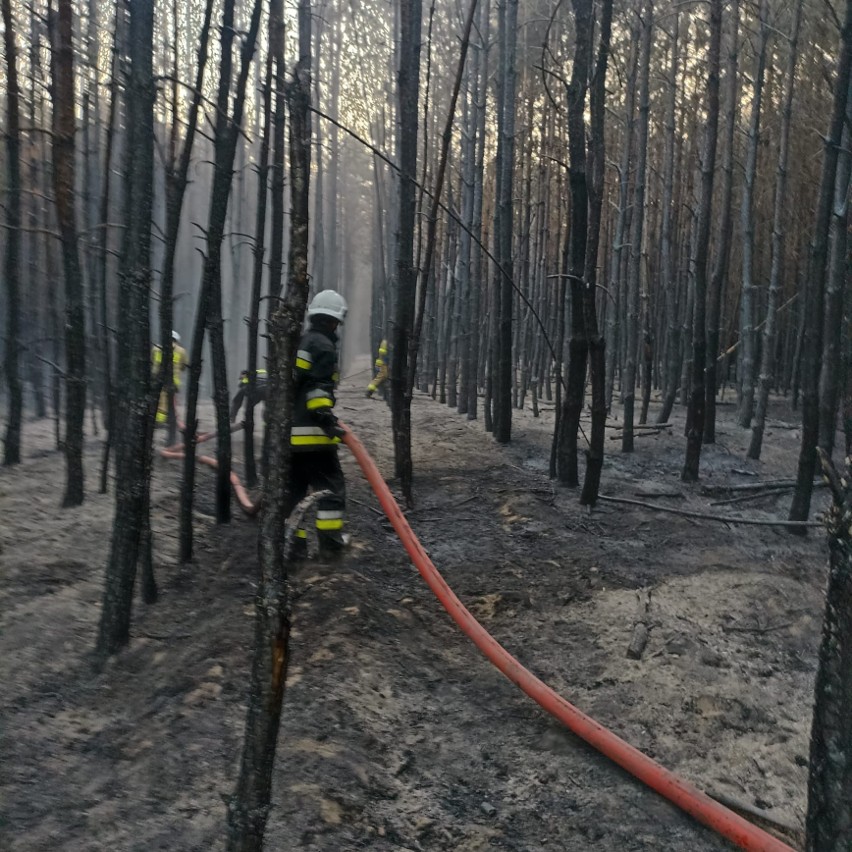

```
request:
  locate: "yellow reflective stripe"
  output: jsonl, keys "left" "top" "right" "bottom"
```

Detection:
{"left": 375, "top": 358, "right": 384, "bottom": 367}
{"left": 367, "top": 383, "right": 377, "bottom": 392}
{"left": 332, "top": 372, "right": 340, "bottom": 382}
{"left": 295, "top": 358, "right": 311, "bottom": 371}
{"left": 306, "top": 397, "right": 333, "bottom": 410}
{"left": 295, "top": 529, "right": 307, "bottom": 539}
{"left": 316, "top": 518, "right": 344, "bottom": 531}
{"left": 291, "top": 435, "right": 341, "bottom": 446}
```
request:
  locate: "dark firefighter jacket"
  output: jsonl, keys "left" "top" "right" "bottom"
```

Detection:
{"left": 292, "top": 326, "right": 341, "bottom": 451}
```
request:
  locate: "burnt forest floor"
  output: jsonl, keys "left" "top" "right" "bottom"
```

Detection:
{"left": 0, "top": 363, "right": 834, "bottom": 851}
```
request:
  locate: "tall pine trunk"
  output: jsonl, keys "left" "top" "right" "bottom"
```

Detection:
{"left": 49, "top": 0, "right": 87, "bottom": 506}
{"left": 682, "top": 0, "right": 722, "bottom": 482}
{"left": 2, "top": 0, "right": 23, "bottom": 466}
{"left": 96, "top": 0, "right": 155, "bottom": 657}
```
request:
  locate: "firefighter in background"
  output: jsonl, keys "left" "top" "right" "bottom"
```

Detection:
{"left": 152, "top": 331, "right": 189, "bottom": 427}
{"left": 365, "top": 338, "right": 389, "bottom": 399}
{"left": 289, "top": 289, "right": 349, "bottom": 558}
{"left": 230, "top": 368, "right": 268, "bottom": 422}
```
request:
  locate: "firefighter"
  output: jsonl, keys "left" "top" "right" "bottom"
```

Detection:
{"left": 289, "top": 289, "right": 349, "bottom": 558}
{"left": 365, "top": 339, "right": 389, "bottom": 399}
{"left": 152, "top": 331, "right": 189, "bottom": 427}
{"left": 230, "top": 368, "right": 268, "bottom": 422}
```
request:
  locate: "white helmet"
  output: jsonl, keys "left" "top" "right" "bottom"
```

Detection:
{"left": 307, "top": 289, "right": 348, "bottom": 323}
{"left": 172, "top": 330, "right": 181, "bottom": 343}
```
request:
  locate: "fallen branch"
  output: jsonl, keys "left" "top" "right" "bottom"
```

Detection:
{"left": 710, "top": 487, "right": 792, "bottom": 507}
{"left": 707, "top": 791, "right": 805, "bottom": 849}
{"left": 597, "top": 494, "right": 822, "bottom": 528}
{"left": 626, "top": 589, "right": 652, "bottom": 660}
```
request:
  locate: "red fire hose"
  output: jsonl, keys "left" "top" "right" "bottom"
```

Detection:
{"left": 341, "top": 425, "right": 796, "bottom": 852}
{"left": 159, "top": 423, "right": 260, "bottom": 515}
{"left": 162, "top": 416, "right": 796, "bottom": 850}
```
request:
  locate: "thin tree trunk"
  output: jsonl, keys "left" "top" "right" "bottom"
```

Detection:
{"left": 682, "top": 0, "right": 722, "bottom": 482}
{"left": 390, "top": 0, "right": 423, "bottom": 501}
{"left": 806, "top": 452, "right": 852, "bottom": 851}
{"left": 226, "top": 3, "right": 311, "bottom": 846}
{"left": 789, "top": 5, "right": 852, "bottom": 525}
{"left": 749, "top": 0, "right": 803, "bottom": 460}
{"left": 96, "top": 0, "right": 155, "bottom": 657}
{"left": 49, "top": 0, "right": 87, "bottom": 506}
{"left": 180, "top": 0, "right": 263, "bottom": 560}
{"left": 737, "top": 0, "right": 770, "bottom": 429}
{"left": 703, "top": 0, "right": 739, "bottom": 441}
{"left": 817, "top": 99, "right": 852, "bottom": 456}
{"left": 2, "top": 0, "right": 23, "bottom": 466}
{"left": 622, "top": 4, "right": 653, "bottom": 454}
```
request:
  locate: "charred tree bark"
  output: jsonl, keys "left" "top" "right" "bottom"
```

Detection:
{"left": 817, "top": 96, "right": 852, "bottom": 456}
{"left": 789, "top": 5, "right": 852, "bottom": 525}
{"left": 682, "top": 0, "right": 721, "bottom": 482}
{"left": 2, "top": 0, "right": 23, "bottom": 466}
{"left": 749, "top": 0, "right": 803, "bottom": 460}
{"left": 180, "top": 0, "right": 263, "bottom": 560}
{"left": 703, "top": 0, "right": 739, "bottom": 442}
{"left": 226, "top": 4, "right": 311, "bottom": 846}
{"left": 96, "top": 0, "right": 155, "bottom": 657}
{"left": 244, "top": 51, "right": 274, "bottom": 489}
{"left": 579, "top": 0, "right": 613, "bottom": 506}
{"left": 621, "top": 3, "right": 652, "bottom": 455}
{"left": 806, "top": 452, "right": 852, "bottom": 851}
{"left": 556, "top": 0, "right": 593, "bottom": 484}
{"left": 49, "top": 0, "right": 87, "bottom": 506}
{"left": 408, "top": 0, "right": 479, "bottom": 420}
{"left": 390, "top": 0, "right": 423, "bottom": 500}
{"left": 491, "top": 0, "right": 518, "bottom": 444}
{"left": 737, "top": 0, "right": 770, "bottom": 429}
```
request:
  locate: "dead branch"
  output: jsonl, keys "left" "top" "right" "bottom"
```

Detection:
{"left": 597, "top": 494, "right": 822, "bottom": 528}
{"left": 627, "top": 588, "right": 652, "bottom": 660}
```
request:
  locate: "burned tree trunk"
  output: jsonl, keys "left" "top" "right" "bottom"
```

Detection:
{"left": 244, "top": 50, "right": 274, "bottom": 489}
{"left": 226, "top": 4, "right": 311, "bottom": 846}
{"left": 96, "top": 0, "right": 155, "bottom": 656}
{"left": 682, "top": 0, "right": 721, "bottom": 482}
{"left": 49, "top": 0, "right": 87, "bottom": 506}
{"left": 789, "top": 5, "right": 852, "bottom": 525}
{"left": 749, "top": 0, "right": 803, "bottom": 460}
{"left": 180, "top": 0, "right": 263, "bottom": 559}
{"left": 704, "top": 0, "right": 739, "bottom": 443}
{"left": 806, "top": 452, "right": 852, "bottom": 851}
{"left": 390, "top": 0, "right": 423, "bottom": 500}
{"left": 2, "top": 0, "right": 23, "bottom": 466}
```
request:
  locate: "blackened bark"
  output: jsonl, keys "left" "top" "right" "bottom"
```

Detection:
{"left": 492, "top": 0, "right": 518, "bottom": 444}
{"left": 737, "top": 0, "right": 770, "bottom": 429}
{"left": 180, "top": 0, "right": 264, "bottom": 559}
{"left": 622, "top": 3, "right": 653, "bottom": 455}
{"left": 245, "top": 51, "right": 274, "bottom": 489}
{"left": 96, "top": 0, "right": 155, "bottom": 657}
{"left": 391, "top": 0, "right": 423, "bottom": 500}
{"left": 556, "top": 0, "right": 593, "bottom": 485}
{"left": 749, "top": 0, "right": 803, "bottom": 460}
{"left": 789, "top": 4, "right": 852, "bottom": 524}
{"left": 682, "top": 0, "right": 721, "bottom": 482}
{"left": 49, "top": 0, "right": 87, "bottom": 506}
{"left": 408, "top": 0, "right": 479, "bottom": 414}
{"left": 806, "top": 452, "right": 852, "bottom": 851}
{"left": 226, "top": 4, "right": 311, "bottom": 845}
{"left": 817, "top": 94, "right": 852, "bottom": 456}
{"left": 2, "top": 0, "right": 23, "bottom": 466}
{"left": 155, "top": 0, "right": 215, "bottom": 455}
{"left": 704, "top": 0, "right": 739, "bottom": 442}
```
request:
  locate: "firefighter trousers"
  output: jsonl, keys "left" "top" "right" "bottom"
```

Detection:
{"left": 287, "top": 450, "right": 346, "bottom": 554}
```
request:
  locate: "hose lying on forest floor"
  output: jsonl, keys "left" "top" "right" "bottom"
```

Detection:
{"left": 158, "top": 422, "right": 261, "bottom": 515}
{"left": 340, "top": 424, "right": 797, "bottom": 852}
{"left": 163, "top": 418, "right": 796, "bottom": 850}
